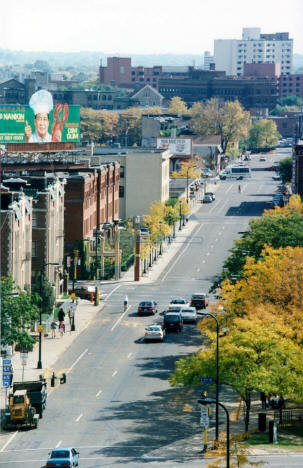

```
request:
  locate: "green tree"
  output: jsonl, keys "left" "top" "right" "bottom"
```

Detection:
{"left": 1, "top": 277, "right": 39, "bottom": 349}
{"left": 170, "top": 318, "right": 303, "bottom": 432}
{"left": 189, "top": 99, "right": 251, "bottom": 153}
{"left": 248, "top": 119, "right": 280, "bottom": 149}
{"left": 168, "top": 96, "right": 188, "bottom": 116}
{"left": 32, "top": 274, "right": 55, "bottom": 316}
{"left": 278, "top": 95, "right": 303, "bottom": 107}
{"left": 279, "top": 157, "right": 292, "bottom": 183}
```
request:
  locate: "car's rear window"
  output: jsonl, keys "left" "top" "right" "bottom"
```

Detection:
{"left": 147, "top": 326, "right": 160, "bottom": 331}
{"left": 165, "top": 315, "right": 180, "bottom": 322}
{"left": 51, "top": 451, "right": 70, "bottom": 459}
{"left": 192, "top": 295, "right": 205, "bottom": 300}
{"left": 171, "top": 299, "right": 185, "bottom": 304}
{"left": 140, "top": 302, "right": 152, "bottom": 306}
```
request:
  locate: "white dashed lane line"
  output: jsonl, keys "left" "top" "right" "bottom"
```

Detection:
{"left": 56, "top": 440, "right": 62, "bottom": 448}
{"left": 112, "top": 370, "right": 118, "bottom": 377}
{"left": 75, "top": 414, "right": 83, "bottom": 422}
{"left": 96, "top": 390, "right": 102, "bottom": 397}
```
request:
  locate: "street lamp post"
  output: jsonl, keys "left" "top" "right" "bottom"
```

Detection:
{"left": 186, "top": 167, "right": 189, "bottom": 205}
{"left": 37, "top": 262, "right": 60, "bottom": 369}
{"left": 159, "top": 221, "right": 163, "bottom": 255}
{"left": 201, "top": 312, "right": 220, "bottom": 441}
{"left": 93, "top": 229, "right": 103, "bottom": 306}
{"left": 179, "top": 200, "right": 182, "bottom": 231}
{"left": 198, "top": 398, "right": 230, "bottom": 468}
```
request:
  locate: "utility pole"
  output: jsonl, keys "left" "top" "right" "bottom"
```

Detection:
{"left": 134, "top": 216, "right": 141, "bottom": 281}
{"left": 114, "top": 219, "right": 120, "bottom": 280}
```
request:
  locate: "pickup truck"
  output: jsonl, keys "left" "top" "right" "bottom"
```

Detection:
{"left": 190, "top": 293, "right": 209, "bottom": 310}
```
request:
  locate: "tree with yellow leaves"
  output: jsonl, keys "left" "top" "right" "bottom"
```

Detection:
{"left": 168, "top": 96, "right": 188, "bottom": 116}
{"left": 171, "top": 159, "right": 201, "bottom": 179}
{"left": 145, "top": 106, "right": 162, "bottom": 115}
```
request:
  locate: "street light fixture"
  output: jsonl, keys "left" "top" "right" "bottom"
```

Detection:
{"left": 201, "top": 312, "right": 220, "bottom": 441}
{"left": 198, "top": 397, "right": 230, "bottom": 468}
{"left": 37, "top": 262, "right": 60, "bottom": 369}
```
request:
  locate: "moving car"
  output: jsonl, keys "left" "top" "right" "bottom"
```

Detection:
{"left": 205, "top": 192, "right": 216, "bottom": 201}
{"left": 163, "top": 312, "right": 183, "bottom": 332}
{"left": 180, "top": 306, "right": 197, "bottom": 323}
{"left": 137, "top": 301, "right": 157, "bottom": 315}
{"left": 190, "top": 293, "right": 209, "bottom": 310}
{"left": 272, "top": 175, "right": 281, "bottom": 181}
{"left": 259, "top": 156, "right": 266, "bottom": 162}
{"left": 203, "top": 194, "right": 213, "bottom": 203}
{"left": 46, "top": 447, "right": 79, "bottom": 467}
{"left": 144, "top": 325, "right": 166, "bottom": 342}
{"left": 169, "top": 299, "right": 189, "bottom": 309}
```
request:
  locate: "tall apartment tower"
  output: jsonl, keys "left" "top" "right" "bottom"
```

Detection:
{"left": 214, "top": 28, "right": 293, "bottom": 76}
{"left": 203, "top": 51, "right": 215, "bottom": 70}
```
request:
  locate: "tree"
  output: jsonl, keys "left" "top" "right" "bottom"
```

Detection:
{"left": 168, "top": 97, "right": 188, "bottom": 116}
{"left": 32, "top": 274, "right": 55, "bottom": 316}
{"left": 1, "top": 277, "right": 39, "bottom": 349}
{"left": 278, "top": 95, "right": 303, "bottom": 107}
{"left": 212, "top": 197, "right": 303, "bottom": 289}
{"left": 80, "top": 107, "right": 103, "bottom": 143}
{"left": 189, "top": 99, "right": 251, "bottom": 153}
{"left": 145, "top": 106, "right": 162, "bottom": 115}
{"left": 170, "top": 316, "right": 303, "bottom": 432}
{"left": 34, "top": 59, "right": 52, "bottom": 72}
{"left": 248, "top": 119, "right": 280, "bottom": 149}
{"left": 171, "top": 159, "right": 201, "bottom": 179}
{"left": 279, "top": 157, "right": 292, "bottom": 183}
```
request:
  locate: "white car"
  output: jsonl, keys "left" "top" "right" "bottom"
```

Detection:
{"left": 180, "top": 306, "right": 197, "bottom": 323}
{"left": 169, "top": 299, "right": 190, "bottom": 310}
{"left": 259, "top": 156, "right": 266, "bottom": 162}
{"left": 144, "top": 325, "right": 166, "bottom": 342}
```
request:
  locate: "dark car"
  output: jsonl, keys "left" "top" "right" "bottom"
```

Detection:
{"left": 190, "top": 293, "right": 209, "bottom": 310}
{"left": 163, "top": 312, "right": 183, "bottom": 332}
{"left": 137, "top": 301, "right": 157, "bottom": 315}
{"left": 68, "top": 285, "right": 96, "bottom": 300}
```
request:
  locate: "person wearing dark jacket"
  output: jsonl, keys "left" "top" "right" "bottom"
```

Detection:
{"left": 58, "top": 308, "right": 65, "bottom": 324}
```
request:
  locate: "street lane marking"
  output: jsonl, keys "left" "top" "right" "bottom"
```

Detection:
{"left": 55, "top": 440, "right": 62, "bottom": 448}
{"left": 68, "top": 348, "right": 88, "bottom": 373}
{"left": 162, "top": 224, "right": 203, "bottom": 281}
{"left": 197, "top": 268, "right": 200, "bottom": 272}
{"left": 104, "top": 284, "right": 121, "bottom": 301}
{"left": 210, "top": 245, "right": 214, "bottom": 249}
{"left": 112, "top": 370, "right": 118, "bottom": 377}
{"left": 202, "top": 260, "right": 206, "bottom": 263}
{"left": 127, "top": 352, "right": 132, "bottom": 358}
{"left": 75, "top": 414, "right": 83, "bottom": 422}
{"left": 206, "top": 252, "right": 210, "bottom": 256}
{"left": 215, "top": 238, "right": 218, "bottom": 242}
{"left": 111, "top": 306, "right": 130, "bottom": 331}
{"left": 225, "top": 184, "right": 233, "bottom": 194}
{"left": 0, "top": 432, "right": 18, "bottom": 453}
{"left": 96, "top": 390, "right": 102, "bottom": 397}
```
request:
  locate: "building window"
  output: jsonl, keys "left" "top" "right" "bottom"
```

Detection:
{"left": 120, "top": 66, "right": 124, "bottom": 74}
{"left": 119, "top": 186, "right": 124, "bottom": 198}
{"left": 120, "top": 165, "right": 125, "bottom": 178}
{"left": 32, "top": 240, "right": 37, "bottom": 257}
{"left": 32, "top": 212, "right": 37, "bottom": 227}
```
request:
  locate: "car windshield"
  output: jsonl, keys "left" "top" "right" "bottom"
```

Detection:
{"left": 51, "top": 451, "right": 70, "bottom": 459}
{"left": 140, "top": 302, "right": 152, "bottom": 306}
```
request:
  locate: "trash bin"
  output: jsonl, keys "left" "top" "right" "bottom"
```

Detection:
{"left": 269, "top": 420, "right": 278, "bottom": 443}
{"left": 258, "top": 413, "right": 267, "bottom": 432}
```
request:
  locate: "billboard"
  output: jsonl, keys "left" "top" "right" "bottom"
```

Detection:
{"left": 156, "top": 138, "right": 192, "bottom": 156}
{"left": 0, "top": 103, "right": 80, "bottom": 144}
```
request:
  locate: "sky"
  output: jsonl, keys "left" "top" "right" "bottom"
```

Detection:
{"left": 2, "top": 0, "right": 303, "bottom": 55}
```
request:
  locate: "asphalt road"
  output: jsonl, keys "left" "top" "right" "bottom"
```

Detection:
{"left": 0, "top": 149, "right": 297, "bottom": 468}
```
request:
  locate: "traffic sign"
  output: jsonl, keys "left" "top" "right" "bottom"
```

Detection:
{"left": 37, "top": 325, "right": 43, "bottom": 333}
{"left": 2, "top": 374, "right": 11, "bottom": 387}
{"left": 200, "top": 406, "right": 210, "bottom": 428}
{"left": 200, "top": 377, "right": 213, "bottom": 383}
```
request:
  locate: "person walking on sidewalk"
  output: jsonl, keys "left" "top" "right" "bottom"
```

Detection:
{"left": 50, "top": 320, "right": 57, "bottom": 339}
{"left": 58, "top": 307, "right": 65, "bottom": 325}
{"left": 59, "top": 322, "right": 65, "bottom": 338}
{"left": 124, "top": 296, "right": 128, "bottom": 311}
{"left": 68, "top": 304, "right": 75, "bottom": 333}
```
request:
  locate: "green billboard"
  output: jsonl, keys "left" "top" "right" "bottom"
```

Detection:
{"left": 0, "top": 103, "right": 80, "bottom": 144}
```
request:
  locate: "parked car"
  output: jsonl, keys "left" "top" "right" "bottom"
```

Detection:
{"left": 205, "top": 192, "right": 216, "bottom": 201}
{"left": 163, "top": 312, "right": 183, "bottom": 332}
{"left": 144, "top": 324, "right": 166, "bottom": 342}
{"left": 140, "top": 227, "right": 149, "bottom": 236}
{"left": 169, "top": 299, "right": 189, "bottom": 309}
{"left": 137, "top": 300, "right": 157, "bottom": 315}
{"left": 180, "top": 306, "right": 198, "bottom": 323}
{"left": 68, "top": 285, "right": 96, "bottom": 300}
{"left": 272, "top": 175, "right": 281, "bottom": 181}
{"left": 190, "top": 293, "right": 209, "bottom": 310}
{"left": 203, "top": 194, "right": 213, "bottom": 203}
{"left": 259, "top": 156, "right": 266, "bottom": 162}
{"left": 219, "top": 173, "right": 227, "bottom": 180}
{"left": 46, "top": 447, "right": 79, "bottom": 467}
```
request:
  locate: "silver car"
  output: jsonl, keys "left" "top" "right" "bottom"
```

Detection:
{"left": 180, "top": 306, "right": 198, "bottom": 323}
{"left": 144, "top": 325, "right": 166, "bottom": 342}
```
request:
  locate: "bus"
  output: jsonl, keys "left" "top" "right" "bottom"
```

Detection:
{"left": 225, "top": 166, "right": 252, "bottom": 179}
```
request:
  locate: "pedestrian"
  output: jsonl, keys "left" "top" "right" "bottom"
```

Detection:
{"left": 260, "top": 392, "right": 267, "bottom": 410}
{"left": 59, "top": 322, "right": 65, "bottom": 338}
{"left": 50, "top": 320, "right": 57, "bottom": 338}
{"left": 123, "top": 295, "right": 128, "bottom": 311}
{"left": 278, "top": 396, "right": 285, "bottom": 410}
{"left": 68, "top": 305, "right": 75, "bottom": 330}
{"left": 58, "top": 307, "right": 65, "bottom": 325}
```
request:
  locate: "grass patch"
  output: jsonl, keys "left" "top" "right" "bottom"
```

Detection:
{"left": 246, "top": 431, "right": 303, "bottom": 451}
{"left": 281, "top": 423, "right": 303, "bottom": 438}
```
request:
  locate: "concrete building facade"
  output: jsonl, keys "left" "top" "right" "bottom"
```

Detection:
{"left": 1, "top": 190, "right": 32, "bottom": 290}
{"left": 214, "top": 28, "right": 293, "bottom": 76}
{"left": 91, "top": 150, "right": 171, "bottom": 219}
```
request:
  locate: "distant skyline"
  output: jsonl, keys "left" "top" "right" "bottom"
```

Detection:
{"left": 2, "top": 0, "right": 303, "bottom": 55}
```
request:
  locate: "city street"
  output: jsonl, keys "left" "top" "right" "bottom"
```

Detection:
{"left": 0, "top": 150, "right": 296, "bottom": 467}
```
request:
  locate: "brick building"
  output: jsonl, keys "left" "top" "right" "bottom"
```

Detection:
{"left": 0, "top": 188, "right": 32, "bottom": 290}
{"left": 279, "top": 74, "right": 303, "bottom": 100}
{"left": 99, "top": 57, "right": 162, "bottom": 89}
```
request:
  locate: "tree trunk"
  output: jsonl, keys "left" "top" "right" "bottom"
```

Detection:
{"left": 244, "top": 390, "right": 251, "bottom": 432}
